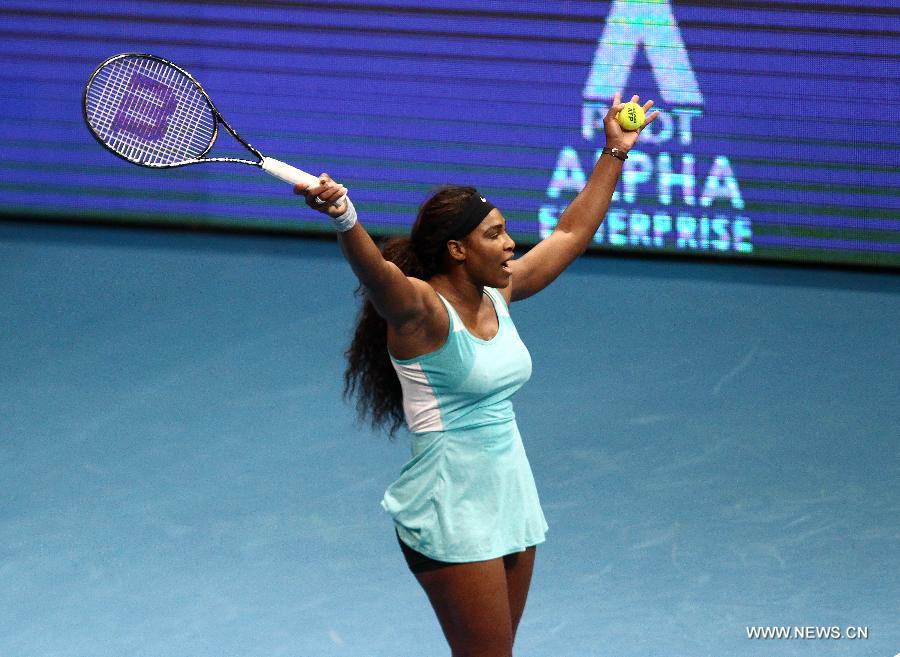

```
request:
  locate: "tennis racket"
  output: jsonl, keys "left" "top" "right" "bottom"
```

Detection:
{"left": 82, "top": 53, "right": 344, "bottom": 205}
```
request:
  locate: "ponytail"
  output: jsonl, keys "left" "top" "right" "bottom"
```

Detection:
{"left": 382, "top": 236, "right": 425, "bottom": 279}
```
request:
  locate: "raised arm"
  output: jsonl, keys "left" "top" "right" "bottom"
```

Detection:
{"left": 507, "top": 92, "right": 659, "bottom": 303}
{"left": 295, "top": 175, "right": 429, "bottom": 327}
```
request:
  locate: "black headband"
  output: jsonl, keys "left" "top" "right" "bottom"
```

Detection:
{"left": 444, "top": 192, "right": 496, "bottom": 242}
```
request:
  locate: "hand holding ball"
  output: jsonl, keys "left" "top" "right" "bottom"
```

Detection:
{"left": 617, "top": 102, "right": 646, "bottom": 131}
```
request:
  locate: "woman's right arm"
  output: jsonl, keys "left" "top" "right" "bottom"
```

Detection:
{"left": 337, "top": 221, "right": 430, "bottom": 325}
{"left": 296, "top": 175, "right": 429, "bottom": 327}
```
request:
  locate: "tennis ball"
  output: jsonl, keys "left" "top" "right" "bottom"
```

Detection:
{"left": 617, "top": 102, "right": 645, "bottom": 131}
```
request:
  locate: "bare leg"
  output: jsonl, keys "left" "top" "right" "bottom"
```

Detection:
{"left": 413, "top": 558, "right": 514, "bottom": 657}
{"left": 503, "top": 545, "right": 536, "bottom": 644}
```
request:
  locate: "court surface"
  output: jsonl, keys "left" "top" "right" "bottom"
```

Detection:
{"left": 2, "top": 222, "right": 898, "bottom": 657}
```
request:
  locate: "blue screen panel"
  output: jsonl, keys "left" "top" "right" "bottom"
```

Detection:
{"left": 2, "top": 0, "right": 898, "bottom": 268}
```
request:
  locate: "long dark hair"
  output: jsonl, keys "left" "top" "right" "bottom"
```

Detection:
{"left": 343, "top": 185, "right": 478, "bottom": 440}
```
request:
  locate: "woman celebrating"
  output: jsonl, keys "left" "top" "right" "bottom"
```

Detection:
{"left": 297, "top": 93, "right": 657, "bottom": 656}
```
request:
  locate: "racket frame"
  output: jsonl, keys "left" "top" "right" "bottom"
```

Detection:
{"left": 83, "top": 52, "right": 340, "bottom": 200}
{"left": 84, "top": 53, "right": 270, "bottom": 170}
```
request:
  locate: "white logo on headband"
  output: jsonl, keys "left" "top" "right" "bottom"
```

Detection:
{"left": 480, "top": 197, "right": 487, "bottom": 202}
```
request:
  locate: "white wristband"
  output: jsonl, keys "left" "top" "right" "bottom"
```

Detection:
{"left": 332, "top": 198, "right": 357, "bottom": 232}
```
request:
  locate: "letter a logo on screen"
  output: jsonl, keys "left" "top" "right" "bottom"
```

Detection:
{"left": 583, "top": 0, "right": 702, "bottom": 106}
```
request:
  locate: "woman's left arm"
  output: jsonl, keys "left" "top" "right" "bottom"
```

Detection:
{"left": 506, "top": 92, "right": 659, "bottom": 303}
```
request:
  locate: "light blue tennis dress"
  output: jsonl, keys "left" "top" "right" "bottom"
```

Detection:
{"left": 381, "top": 286, "right": 549, "bottom": 562}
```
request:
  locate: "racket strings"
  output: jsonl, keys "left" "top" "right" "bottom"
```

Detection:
{"left": 85, "top": 56, "right": 216, "bottom": 166}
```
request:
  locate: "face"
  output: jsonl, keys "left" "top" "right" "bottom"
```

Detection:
{"left": 449, "top": 209, "right": 516, "bottom": 288}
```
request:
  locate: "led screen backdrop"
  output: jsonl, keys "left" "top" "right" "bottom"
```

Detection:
{"left": 2, "top": 0, "right": 899, "bottom": 268}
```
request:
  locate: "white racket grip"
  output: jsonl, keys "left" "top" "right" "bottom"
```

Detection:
{"left": 260, "top": 156, "right": 319, "bottom": 188}
{"left": 261, "top": 156, "right": 348, "bottom": 207}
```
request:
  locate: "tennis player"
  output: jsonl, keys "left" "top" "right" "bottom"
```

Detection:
{"left": 296, "top": 93, "right": 657, "bottom": 656}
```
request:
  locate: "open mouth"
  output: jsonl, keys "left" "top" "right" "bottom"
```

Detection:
{"left": 501, "top": 261, "right": 512, "bottom": 273}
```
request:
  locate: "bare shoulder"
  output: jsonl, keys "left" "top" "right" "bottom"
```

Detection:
{"left": 386, "top": 276, "right": 445, "bottom": 332}
{"left": 386, "top": 277, "right": 450, "bottom": 360}
{"left": 365, "top": 266, "right": 441, "bottom": 330}
{"left": 408, "top": 276, "right": 445, "bottom": 314}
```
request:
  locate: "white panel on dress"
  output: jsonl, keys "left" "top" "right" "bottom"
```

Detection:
{"left": 391, "top": 360, "right": 444, "bottom": 432}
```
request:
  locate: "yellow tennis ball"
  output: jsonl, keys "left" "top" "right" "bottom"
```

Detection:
{"left": 617, "top": 102, "right": 645, "bottom": 131}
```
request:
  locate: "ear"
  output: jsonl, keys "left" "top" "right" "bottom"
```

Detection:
{"left": 445, "top": 239, "right": 467, "bottom": 263}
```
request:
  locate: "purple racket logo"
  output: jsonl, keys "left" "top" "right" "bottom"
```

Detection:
{"left": 111, "top": 73, "right": 177, "bottom": 141}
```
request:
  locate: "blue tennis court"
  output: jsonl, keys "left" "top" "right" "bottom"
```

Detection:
{"left": 2, "top": 221, "right": 897, "bottom": 657}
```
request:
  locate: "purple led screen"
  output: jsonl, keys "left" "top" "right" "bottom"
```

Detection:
{"left": 2, "top": 0, "right": 898, "bottom": 268}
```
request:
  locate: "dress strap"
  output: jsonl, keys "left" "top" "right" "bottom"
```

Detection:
{"left": 483, "top": 287, "right": 509, "bottom": 318}
{"left": 434, "top": 291, "right": 461, "bottom": 333}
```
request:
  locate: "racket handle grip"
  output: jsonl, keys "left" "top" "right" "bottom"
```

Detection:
{"left": 261, "top": 157, "right": 348, "bottom": 207}
{"left": 261, "top": 157, "right": 319, "bottom": 187}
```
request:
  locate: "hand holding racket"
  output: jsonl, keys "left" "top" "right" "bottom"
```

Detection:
{"left": 295, "top": 174, "right": 350, "bottom": 218}
{"left": 82, "top": 53, "right": 346, "bottom": 207}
